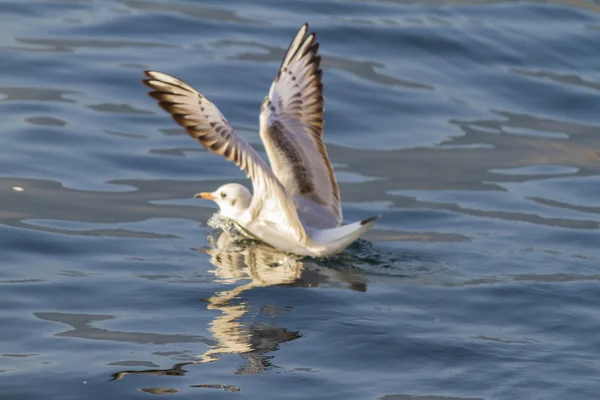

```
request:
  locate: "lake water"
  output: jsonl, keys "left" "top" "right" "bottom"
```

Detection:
{"left": 2, "top": 0, "right": 600, "bottom": 398}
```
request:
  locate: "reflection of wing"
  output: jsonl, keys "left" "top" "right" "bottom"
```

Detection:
{"left": 259, "top": 24, "right": 342, "bottom": 229}
{"left": 111, "top": 362, "right": 241, "bottom": 391}
{"left": 143, "top": 71, "right": 307, "bottom": 243}
{"left": 110, "top": 361, "right": 192, "bottom": 381}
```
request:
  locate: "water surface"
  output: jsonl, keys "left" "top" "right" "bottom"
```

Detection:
{"left": 2, "top": 0, "right": 600, "bottom": 398}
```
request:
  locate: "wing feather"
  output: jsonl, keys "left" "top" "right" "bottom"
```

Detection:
{"left": 143, "top": 70, "right": 307, "bottom": 243}
{"left": 259, "top": 23, "right": 342, "bottom": 229}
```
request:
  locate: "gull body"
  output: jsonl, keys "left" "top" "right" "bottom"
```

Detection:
{"left": 196, "top": 183, "right": 379, "bottom": 256}
{"left": 144, "top": 24, "right": 380, "bottom": 257}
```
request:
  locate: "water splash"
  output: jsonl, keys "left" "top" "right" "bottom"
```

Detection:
{"left": 206, "top": 213, "right": 261, "bottom": 251}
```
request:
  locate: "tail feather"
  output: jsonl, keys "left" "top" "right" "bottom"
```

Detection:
{"left": 360, "top": 215, "right": 380, "bottom": 226}
{"left": 309, "top": 215, "right": 380, "bottom": 256}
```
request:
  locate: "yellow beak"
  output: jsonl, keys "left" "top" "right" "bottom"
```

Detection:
{"left": 194, "top": 192, "right": 215, "bottom": 201}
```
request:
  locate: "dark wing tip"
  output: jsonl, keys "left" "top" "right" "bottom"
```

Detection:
{"left": 143, "top": 70, "right": 159, "bottom": 81}
{"left": 142, "top": 78, "right": 166, "bottom": 92}
{"left": 147, "top": 90, "right": 163, "bottom": 100}
{"left": 312, "top": 43, "right": 320, "bottom": 56}
{"left": 360, "top": 215, "right": 381, "bottom": 226}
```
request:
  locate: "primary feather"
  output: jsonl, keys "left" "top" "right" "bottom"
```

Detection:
{"left": 143, "top": 71, "right": 307, "bottom": 244}
{"left": 260, "top": 24, "right": 342, "bottom": 229}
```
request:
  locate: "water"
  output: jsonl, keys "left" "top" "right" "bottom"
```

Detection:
{"left": 1, "top": 0, "right": 600, "bottom": 398}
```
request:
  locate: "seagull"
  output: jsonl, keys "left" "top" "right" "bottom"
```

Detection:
{"left": 142, "top": 23, "right": 380, "bottom": 257}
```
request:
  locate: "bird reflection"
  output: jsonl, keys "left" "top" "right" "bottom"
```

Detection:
{"left": 111, "top": 229, "right": 368, "bottom": 382}
{"left": 198, "top": 231, "right": 305, "bottom": 372}
{"left": 111, "top": 231, "right": 311, "bottom": 382}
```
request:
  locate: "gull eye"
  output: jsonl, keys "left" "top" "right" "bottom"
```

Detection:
{"left": 220, "top": 192, "right": 226, "bottom": 199}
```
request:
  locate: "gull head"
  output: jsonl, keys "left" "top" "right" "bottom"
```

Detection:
{"left": 194, "top": 183, "right": 252, "bottom": 220}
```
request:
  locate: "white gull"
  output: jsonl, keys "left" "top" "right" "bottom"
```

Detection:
{"left": 143, "top": 23, "right": 380, "bottom": 256}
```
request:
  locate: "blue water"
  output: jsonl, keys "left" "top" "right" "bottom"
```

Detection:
{"left": 2, "top": 0, "right": 600, "bottom": 398}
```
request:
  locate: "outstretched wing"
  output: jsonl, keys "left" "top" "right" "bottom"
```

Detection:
{"left": 259, "top": 23, "right": 342, "bottom": 229}
{"left": 143, "top": 70, "right": 307, "bottom": 243}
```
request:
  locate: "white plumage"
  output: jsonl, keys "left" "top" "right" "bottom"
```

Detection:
{"left": 143, "top": 23, "right": 380, "bottom": 256}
